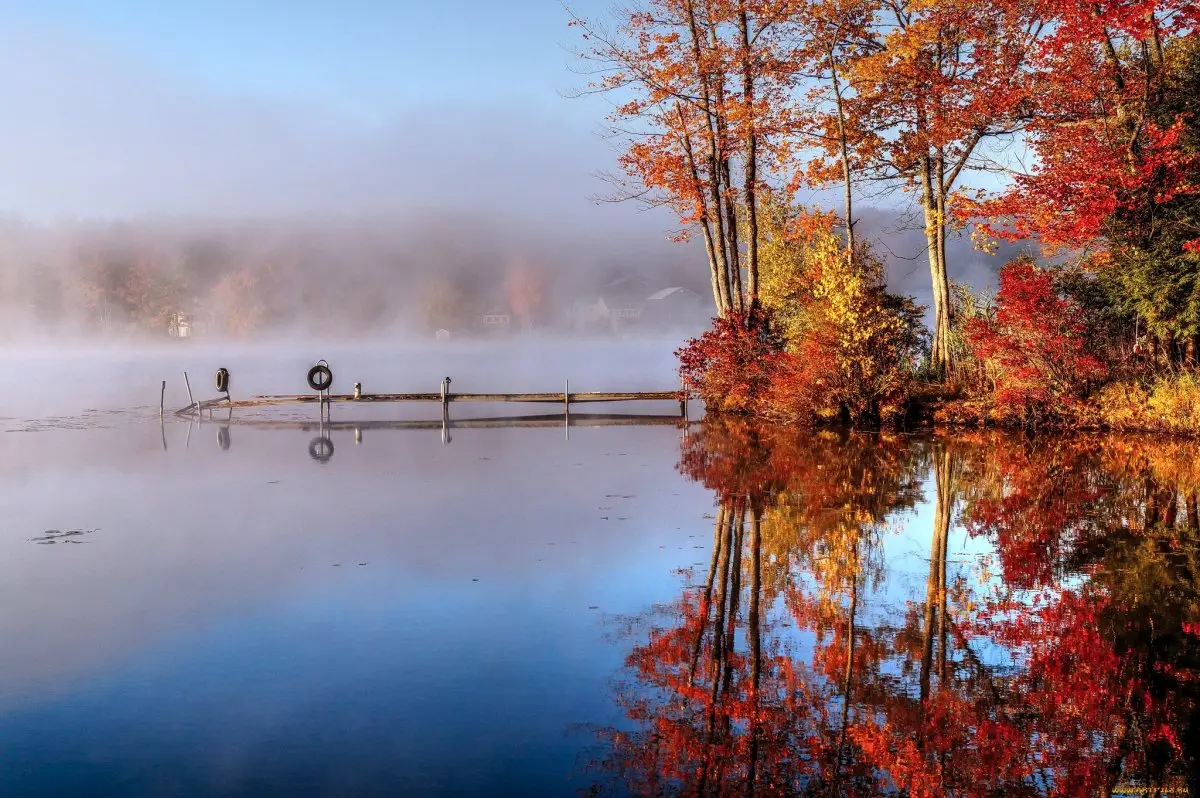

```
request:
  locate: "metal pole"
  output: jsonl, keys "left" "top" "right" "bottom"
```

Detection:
{"left": 159, "top": 380, "right": 166, "bottom": 419}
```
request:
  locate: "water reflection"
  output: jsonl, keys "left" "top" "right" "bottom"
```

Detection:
{"left": 589, "top": 421, "right": 1200, "bottom": 797}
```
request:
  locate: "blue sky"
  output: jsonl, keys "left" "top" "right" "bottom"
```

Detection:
{"left": 0, "top": 1, "right": 632, "bottom": 219}
{"left": 3, "top": 1, "right": 597, "bottom": 120}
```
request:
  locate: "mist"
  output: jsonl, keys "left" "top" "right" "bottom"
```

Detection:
{"left": 0, "top": 4, "right": 1023, "bottom": 348}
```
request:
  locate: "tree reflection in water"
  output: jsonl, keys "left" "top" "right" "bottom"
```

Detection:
{"left": 584, "top": 420, "right": 1200, "bottom": 797}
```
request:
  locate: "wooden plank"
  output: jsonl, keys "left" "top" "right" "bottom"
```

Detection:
{"left": 248, "top": 392, "right": 681, "bottom": 403}
{"left": 176, "top": 390, "right": 688, "bottom": 418}
{"left": 199, "top": 413, "right": 684, "bottom": 431}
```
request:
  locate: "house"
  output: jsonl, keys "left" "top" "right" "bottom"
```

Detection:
{"left": 598, "top": 275, "right": 652, "bottom": 330}
{"left": 481, "top": 306, "right": 512, "bottom": 333}
{"left": 642, "top": 286, "right": 711, "bottom": 330}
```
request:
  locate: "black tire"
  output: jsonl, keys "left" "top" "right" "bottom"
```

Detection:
{"left": 307, "top": 364, "right": 333, "bottom": 392}
{"left": 215, "top": 367, "right": 230, "bottom": 394}
{"left": 217, "top": 427, "right": 231, "bottom": 451}
{"left": 308, "top": 436, "right": 335, "bottom": 463}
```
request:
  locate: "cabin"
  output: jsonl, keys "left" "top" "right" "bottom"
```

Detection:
{"left": 598, "top": 275, "right": 652, "bottom": 331}
{"left": 481, "top": 306, "right": 512, "bottom": 333}
{"left": 642, "top": 286, "right": 710, "bottom": 330}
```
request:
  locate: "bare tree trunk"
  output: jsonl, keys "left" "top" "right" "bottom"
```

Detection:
{"left": 936, "top": 150, "right": 952, "bottom": 370}
{"left": 706, "top": 18, "right": 743, "bottom": 316}
{"left": 738, "top": 4, "right": 759, "bottom": 307}
{"left": 677, "top": 104, "right": 728, "bottom": 316}
{"left": 922, "top": 154, "right": 952, "bottom": 374}
{"left": 683, "top": 0, "right": 734, "bottom": 315}
{"left": 829, "top": 48, "right": 856, "bottom": 259}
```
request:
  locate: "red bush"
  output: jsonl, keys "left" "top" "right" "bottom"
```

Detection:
{"left": 676, "top": 307, "right": 786, "bottom": 414}
{"left": 966, "top": 260, "right": 1106, "bottom": 422}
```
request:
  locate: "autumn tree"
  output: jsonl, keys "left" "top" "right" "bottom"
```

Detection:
{"left": 123, "top": 249, "right": 183, "bottom": 331}
{"left": 570, "top": 0, "right": 798, "bottom": 319}
{"left": 968, "top": 1, "right": 1200, "bottom": 367}
{"left": 822, "top": 0, "right": 1043, "bottom": 375}
{"left": 677, "top": 306, "right": 786, "bottom": 413}
{"left": 752, "top": 210, "right": 926, "bottom": 424}
{"left": 964, "top": 259, "right": 1107, "bottom": 423}
{"left": 503, "top": 261, "right": 547, "bottom": 328}
{"left": 208, "top": 268, "right": 264, "bottom": 337}
{"left": 421, "top": 277, "right": 471, "bottom": 332}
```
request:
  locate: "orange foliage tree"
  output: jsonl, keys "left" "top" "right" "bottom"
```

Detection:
{"left": 570, "top": 0, "right": 801, "bottom": 319}
{"left": 208, "top": 268, "right": 265, "bottom": 338}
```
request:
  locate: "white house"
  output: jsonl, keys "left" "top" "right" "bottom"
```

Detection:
{"left": 481, "top": 306, "right": 512, "bottom": 332}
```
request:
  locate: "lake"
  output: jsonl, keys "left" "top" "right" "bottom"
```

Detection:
{"left": 1, "top": 343, "right": 1198, "bottom": 796}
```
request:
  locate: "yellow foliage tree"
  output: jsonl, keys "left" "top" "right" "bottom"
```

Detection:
{"left": 756, "top": 205, "right": 927, "bottom": 424}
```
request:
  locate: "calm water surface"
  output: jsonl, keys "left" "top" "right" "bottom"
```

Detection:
{"left": 1, "top": 345, "right": 1198, "bottom": 796}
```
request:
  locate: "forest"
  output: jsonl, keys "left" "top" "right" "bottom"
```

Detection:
{"left": 573, "top": 0, "right": 1200, "bottom": 432}
{"left": 0, "top": 214, "right": 701, "bottom": 341}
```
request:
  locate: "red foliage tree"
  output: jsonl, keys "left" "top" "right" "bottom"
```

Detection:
{"left": 676, "top": 307, "right": 786, "bottom": 414}
{"left": 965, "top": 0, "right": 1200, "bottom": 252}
{"left": 965, "top": 259, "right": 1106, "bottom": 421}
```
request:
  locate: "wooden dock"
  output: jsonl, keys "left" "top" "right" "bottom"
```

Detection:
{"left": 169, "top": 364, "right": 690, "bottom": 427}
{"left": 189, "top": 412, "right": 685, "bottom": 431}
{"left": 181, "top": 390, "right": 679, "bottom": 414}
{"left": 176, "top": 388, "right": 688, "bottom": 420}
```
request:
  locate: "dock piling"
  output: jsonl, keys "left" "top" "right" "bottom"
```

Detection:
{"left": 183, "top": 372, "right": 197, "bottom": 418}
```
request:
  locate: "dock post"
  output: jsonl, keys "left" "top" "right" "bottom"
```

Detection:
{"left": 183, "top": 372, "right": 197, "bottom": 418}
{"left": 564, "top": 378, "right": 570, "bottom": 440}
{"left": 159, "top": 380, "right": 166, "bottom": 419}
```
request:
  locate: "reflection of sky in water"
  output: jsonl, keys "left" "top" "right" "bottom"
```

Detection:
{"left": 0, "top": 403, "right": 715, "bottom": 796}
{"left": 0, "top": 346, "right": 1024, "bottom": 795}
{"left": 1, "top": 422, "right": 995, "bottom": 796}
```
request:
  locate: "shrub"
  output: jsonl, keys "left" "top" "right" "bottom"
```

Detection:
{"left": 676, "top": 307, "right": 786, "bottom": 414}
{"left": 965, "top": 259, "right": 1106, "bottom": 424}
{"left": 760, "top": 234, "right": 925, "bottom": 425}
{"left": 1093, "top": 374, "right": 1200, "bottom": 434}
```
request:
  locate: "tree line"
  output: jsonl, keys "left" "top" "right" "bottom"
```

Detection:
{"left": 574, "top": 0, "right": 1200, "bottom": 429}
{"left": 0, "top": 218, "right": 693, "bottom": 339}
